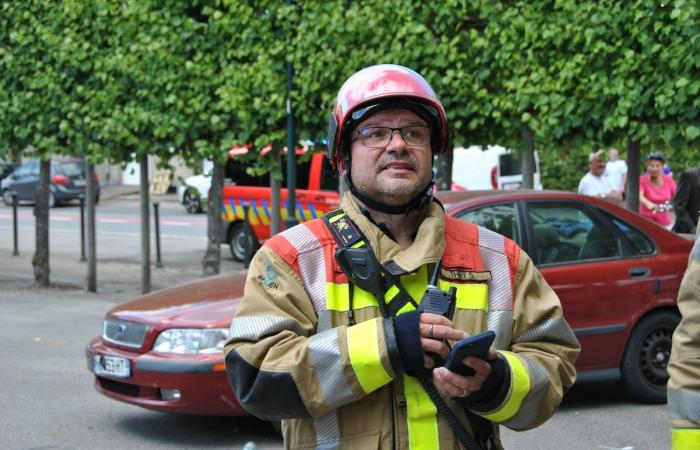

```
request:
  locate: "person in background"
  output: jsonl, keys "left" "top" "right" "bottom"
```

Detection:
{"left": 672, "top": 166, "right": 700, "bottom": 234}
{"left": 639, "top": 151, "right": 677, "bottom": 230}
{"left": 578, "top": 150, "right": 622, "bottom": 202}
{"left": 604, "top": 148, "right": 627, "bottom": 198}
{"left": 668, "top": 220, "right": 700, "bottom": 450}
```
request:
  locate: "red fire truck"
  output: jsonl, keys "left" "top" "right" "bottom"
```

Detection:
{"left": 220, "top": 148, "right": 340, "bottom": 261}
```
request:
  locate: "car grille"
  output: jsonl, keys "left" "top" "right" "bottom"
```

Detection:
{"left": 98, "top": 377, "right": 140, "bottom": 397}
{"left": 103, "top": 319, "right": 148, "bottom": 348}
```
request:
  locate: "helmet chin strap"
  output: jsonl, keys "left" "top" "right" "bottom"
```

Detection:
{"left": 346, "top": 162, "right": 434, "bottom": 215}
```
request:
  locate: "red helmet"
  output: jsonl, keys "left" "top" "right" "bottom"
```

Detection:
{"left": 327, "top": 64, "right": 449, "bottom": 170}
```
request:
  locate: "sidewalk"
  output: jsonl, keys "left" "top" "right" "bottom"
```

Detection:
{"left": 0, "top": 185, "right": 246, "bottom": 302}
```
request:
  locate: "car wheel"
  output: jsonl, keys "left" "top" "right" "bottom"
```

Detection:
{"left": 621, "top": 311, "right": 680, "bottom": 403}
{"left": 228, "top": 222, "right": 258, "bottom": 262}
{"left": 2, "top": 189, "right": 13, "bottom": 206}
{"left": 48, "top": 193, "right": 56, "bottom": 208}
{"left": 183, "top": 190, "right": 202, "bottom": 214}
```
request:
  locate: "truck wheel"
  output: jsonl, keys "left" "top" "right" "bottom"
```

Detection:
{"left": 228, "top": 223, "right": 258, "bottom": 262}
{"left": 183, "top": 190, "right": 202, "bottom": 214}
{"left": 621, "top": 311, "right": 680, "bottom": 403}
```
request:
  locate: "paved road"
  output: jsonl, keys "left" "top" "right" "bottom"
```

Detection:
{"left": 0, "top": 192, "right": 672, "bottom": 450}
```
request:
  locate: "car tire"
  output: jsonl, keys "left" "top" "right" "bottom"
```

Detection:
{"left": 228, "top": 222, "right": 258, "bottom": 262}
{"left": 48, "top": 193, "right": 56, "bottom": 208}
{"left": 183, "top": 190, "right": 202, "bottom": 214}
{"left": 2, "top": 189, "right": 13, "bottom": 206}
{"left": 621, "top": 311, "right": 680, "bottom": 403}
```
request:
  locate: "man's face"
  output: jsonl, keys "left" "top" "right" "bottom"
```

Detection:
{"left": 589, "top": 158, "right": 606, "bottom": 176}
{"left": 337, "top": 109, "right": 433, "bottom": 206}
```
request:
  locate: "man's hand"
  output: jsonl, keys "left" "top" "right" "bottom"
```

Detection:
{"left": 419, "top": 313, "right": 466, "bottom": 369}
{"left": 431, "top": 348, "right": 499, "bottom": 399}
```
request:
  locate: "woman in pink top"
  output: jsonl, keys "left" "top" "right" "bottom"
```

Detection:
{"left": 639, "top": 151, "right": 677, "bottom": 229}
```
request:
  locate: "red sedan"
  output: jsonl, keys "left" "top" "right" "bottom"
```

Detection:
{"left": 86, "top": 190, "right": 692, "bottom": 416}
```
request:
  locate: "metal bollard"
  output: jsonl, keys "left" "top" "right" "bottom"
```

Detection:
{"left": 11, "top": 192, "right": 18, "bottom": 256}
{"left": 243, "top": 205, "right": 253, "bottom": 269}
{"left": 79, "top": 194, "right": 86, "bottom": 262}
{"left": 153, "top": 201, "right": 163, "bottom": 268}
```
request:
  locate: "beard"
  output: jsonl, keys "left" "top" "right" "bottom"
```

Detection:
{"left": 352, "top": 153, "right": 432, "bottom": 205}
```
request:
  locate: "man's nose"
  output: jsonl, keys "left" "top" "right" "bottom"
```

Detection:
{"left": 385, "top": 129, "right": 408, "bottom": 152}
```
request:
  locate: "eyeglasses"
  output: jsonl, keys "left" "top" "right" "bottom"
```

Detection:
{"left": 352, "top": 126, "right": 431, "bottom": 148}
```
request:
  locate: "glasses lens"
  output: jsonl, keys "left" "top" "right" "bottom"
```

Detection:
{"left": 402, "top": 126, "right": 430, "bottom": 146}
{"left": 359, "top": 126, "right": 431, "bottom": 148}
{"left": 360, "top": 127, "right": 391, "bottom": 147}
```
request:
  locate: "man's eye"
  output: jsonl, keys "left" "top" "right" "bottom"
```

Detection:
{"left": 366, "top": 129, "right": 388, "bottom": 139}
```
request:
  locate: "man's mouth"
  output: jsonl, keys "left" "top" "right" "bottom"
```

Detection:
{"left": 382, "top": 161, "right": 414, "bottom": 171}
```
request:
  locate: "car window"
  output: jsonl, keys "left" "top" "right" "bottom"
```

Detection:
{"left": 57, "top": 161, "right": 84, "bottom": 177}
{"left": 527, "top": 202, "right": 621, "bottom": 265}
{"left": 607, "top": 215, "right": 655, "bottom": 255}
{"left": 456, "top": 202, "right": 520, "bottom": 244}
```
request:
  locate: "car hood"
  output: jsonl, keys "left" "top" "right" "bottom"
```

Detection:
{"left": 107, "top": 272, "right": 247, "bottom": 329}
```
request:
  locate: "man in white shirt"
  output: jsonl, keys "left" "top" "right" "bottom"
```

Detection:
{"left": 578, "top": 150, "right": 623, "bottom": 201}
{"left": 605, "top": 148, "right": 628, "bottom": 195}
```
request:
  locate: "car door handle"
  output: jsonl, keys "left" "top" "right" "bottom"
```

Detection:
{"left": 629, "top": 266, "right": 650, "bottom": 278}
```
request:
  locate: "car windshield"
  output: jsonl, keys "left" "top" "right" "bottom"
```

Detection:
{"left": 58, "top": 161, "right": 84, "bottom": 177}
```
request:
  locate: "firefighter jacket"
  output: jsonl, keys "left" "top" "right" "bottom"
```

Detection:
{"left": 668, "top": 224, "right": 700, "bottom": 450}
{"left": 225, "top": 193, "right": 580, "bottom": 450}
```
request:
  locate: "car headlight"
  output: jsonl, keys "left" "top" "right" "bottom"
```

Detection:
{"left": 153, "top": 328, "right": 230, "bottom": 354}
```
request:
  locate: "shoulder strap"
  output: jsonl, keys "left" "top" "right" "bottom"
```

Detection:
{"left": 322, "top": 209, "right": 417, "bottom": 317}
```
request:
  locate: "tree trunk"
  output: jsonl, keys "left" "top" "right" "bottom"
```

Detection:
{"left": 140, "top": 154, "right": 151, "bottom": 293}
{"left": 202, "top": 159, "right": 224, "bottom": 276}
{"left": 32, "top": 159, "right": 50, "bottom": 286}
{"left": 434, "top": 142, "right": 454, "bottom": 191}
{"left": 626, "top": 139, "right": 641, "bottom": 212}
{"left": 521, "top": 124, "right": 536, "bottom": 189}
{"left": 270, "top": 147, "right": 282, "bottom": 236}
{"left": 86, "top": 161, "right": 97, "bottom": 292}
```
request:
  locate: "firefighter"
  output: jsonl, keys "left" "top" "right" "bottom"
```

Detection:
{"left": 224, "top": 64, "right": 580, "bottom": 450}
{"left": 668, "top": 221, "right": 700, "bottom": 450}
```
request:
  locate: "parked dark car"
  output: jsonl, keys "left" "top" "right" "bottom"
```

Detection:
{"left": 0, "top": 162, "right": 17, "bottom": 184}
{"left": 85, "top": 190, "right": 692, "bottom": 418}
{"left": 1, "top": 160, "right": 100, "bottom": 207}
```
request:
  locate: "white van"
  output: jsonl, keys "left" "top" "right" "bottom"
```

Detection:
{"left": 450, "top": 145, "right": 543, "bottom": 191}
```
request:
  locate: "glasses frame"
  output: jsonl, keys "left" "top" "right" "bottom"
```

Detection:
{"left": 351, "top": 126, "right": 431, "bottom": 149}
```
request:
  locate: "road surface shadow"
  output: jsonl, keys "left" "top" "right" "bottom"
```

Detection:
{"left": 560, "top": 380, "right": 659, "bottom": 409}
{"left": 116, "top": 412, "right": 281, "bottom": 447}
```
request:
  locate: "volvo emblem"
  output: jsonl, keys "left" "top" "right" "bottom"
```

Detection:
{"left": 115, "top": 324, "right": 127, "bottom": 340}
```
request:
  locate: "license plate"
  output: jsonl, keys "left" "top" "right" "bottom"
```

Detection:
{"left": 93, "top": 355, "right": 131, "bottom": 378}
{"left": 73, "top": 179, "right": 86, "bottom": 186}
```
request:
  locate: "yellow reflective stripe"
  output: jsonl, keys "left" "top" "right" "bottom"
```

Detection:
{"left": 401, "top": 265, "right": 428, "bottom": 302}
{"left": 351, "top": 241, "right": 365, "bottom": 248}
{"left": 672, "top": 428, "right": 700, "bottom": 450}
{"left": 482, "top": 351, "right": 531, "bottom": 422}
{"left": 325, "top": 282, "right": 376, "bottom": 311}
{"left": 346, "top": 318, "right": 392, "bottom": 393}
{"left": 385, "top": 284, "right": 400, "bottom": 301}
{"left": 440, "top": 281, "right": 489, "bottom": 311}
{"left": 404, "top": 375, "right": 439, "bottom": 450}
{"left": 328, "top": 212, "right": 344, "bottom": 223}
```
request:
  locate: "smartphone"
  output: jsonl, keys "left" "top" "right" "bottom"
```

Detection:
{"left": 443, "top": 330, "right": 496, "bottom": 376}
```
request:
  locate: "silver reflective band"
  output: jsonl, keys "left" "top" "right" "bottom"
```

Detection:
{"left": 515, "top": 318, "right": 579, "bottom": 348}
{"left": 504, "top": 356, "right": 550, "bottom": 430}
{"left": 229, "top": 315, "right": 307, "bottom": 341}
{"left": 309, "top": 328, "right": 358, "bottom": 409}
{"left": 668, "top": 389, "right": 700, "bottom": 421}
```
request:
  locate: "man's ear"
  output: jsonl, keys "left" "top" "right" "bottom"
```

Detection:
{"left": 337, "top": 156, "right": 349, "bottom": 178}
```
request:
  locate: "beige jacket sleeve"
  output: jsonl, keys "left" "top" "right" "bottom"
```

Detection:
{"left": 668, "top": 226, "right": 700, "bottom": 450}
